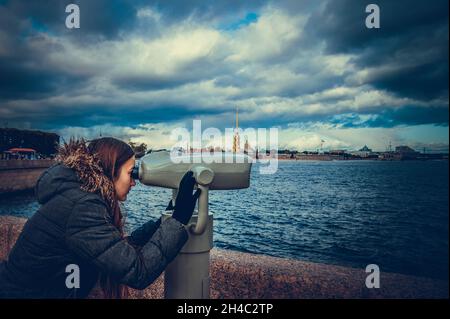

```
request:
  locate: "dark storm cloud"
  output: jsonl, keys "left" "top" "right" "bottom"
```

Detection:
{"left": 364, "top": 58, "right": 449, "bottom": 101}
{"left": 0, "top": 0, "right": 139, "bottom": 99}
{"left": 332, "top": 106, "right": 449, "bottom": 129}
{"left": 3, "top": 0, "right": 144, "bottom": 40}
{"left": 307, "top": 0, "right": 449, "bottom": 101}
{"left": 0, "top": 27, "right": 88, "bottom": 101}
{"left": 307, "top": 0, "right": 448, "bottom": 54}
{"left": 2, "top": 101, "right": 228, "bottom": 130}
{"left": 113, "top": 56, "right": 233, "bottom": 91}
{"left": 113, "top": 75, "right": 191, "bottom": 91}
{"left": 0, "top": 14, "right": 89, "bottom": 100}
{"left": 0, "top": 59, "right": 86, "bottom": 99}
{"left": 377, "top": 106, "right": 449, "bottom": 127}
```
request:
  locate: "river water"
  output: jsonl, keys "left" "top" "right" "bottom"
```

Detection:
{"left": 1, "top": 160, "right": 448, "bottom": 280}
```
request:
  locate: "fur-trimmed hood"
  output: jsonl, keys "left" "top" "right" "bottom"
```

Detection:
{"left": 36, "top": 140, "right": 115, "bottom": 210}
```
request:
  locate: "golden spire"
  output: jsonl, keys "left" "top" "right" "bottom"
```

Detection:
{"left": 236, "top": 106, "right": 239, "bottom": 129}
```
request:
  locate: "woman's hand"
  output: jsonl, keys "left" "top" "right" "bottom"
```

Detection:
{"left": 171, "top": 171, "right": 201, "bottom": 225}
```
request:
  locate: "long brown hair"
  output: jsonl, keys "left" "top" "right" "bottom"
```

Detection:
{"left": 87, "top": 137, "right": 134, "bottom": 299}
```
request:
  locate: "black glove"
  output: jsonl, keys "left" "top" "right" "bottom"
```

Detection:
{"left": 171, "top": 171, "right": 201, "bottom": 225}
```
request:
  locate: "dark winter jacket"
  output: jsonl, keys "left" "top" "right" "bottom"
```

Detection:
{"left": 0, "top": 146, "right": 188, "bottom": 299}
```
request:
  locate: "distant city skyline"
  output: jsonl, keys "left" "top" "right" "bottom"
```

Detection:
{"left": 0, "top": 0, "right": 448, "bottom": 153}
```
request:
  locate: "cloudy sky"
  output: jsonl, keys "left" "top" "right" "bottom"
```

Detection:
{"left": 0, "top": 0, "right": 448, "bottom": 152}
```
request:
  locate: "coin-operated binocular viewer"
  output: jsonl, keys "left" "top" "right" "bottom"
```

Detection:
{"left": 132, "top": 151, "right": 252, "bottom": 298}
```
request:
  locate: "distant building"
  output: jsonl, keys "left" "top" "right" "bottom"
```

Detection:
{"left": 378, "top": 152, "right": 395, "bottom": 160}
{"left": 3, "top": 148, "right": 37, "bottom": 160}
{"left": 330, "top": 150, "right": 347, "bottom": 155}
{"left": 351, "top": 145, "right": 375, "bottom": 158}
{"left": 395, "top": 146, "right": 416, "bottom": 153}
{"left": 359, "top": 145, "right": 372, "bottom": 152}
{"left": 1, "top": 128, "right": 60, "bottom": 158}
{"left": 394, "top": 145, "right": 420, "bottom": 160}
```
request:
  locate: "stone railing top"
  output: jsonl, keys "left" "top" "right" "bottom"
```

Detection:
{"left": 0, "top": 159, "right": 55, "bottom": 170}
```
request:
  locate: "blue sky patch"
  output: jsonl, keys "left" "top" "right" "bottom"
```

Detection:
{"left": 220, "top": 12, "right": 259, "bottom": 31}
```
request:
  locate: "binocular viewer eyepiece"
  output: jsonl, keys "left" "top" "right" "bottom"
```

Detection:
{"left": 131, "top": 166, "right": 139, "bottom": 181}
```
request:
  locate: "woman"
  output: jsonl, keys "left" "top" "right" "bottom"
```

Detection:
{"left": 0, "top": 137, "right": 200, "bottom": 298}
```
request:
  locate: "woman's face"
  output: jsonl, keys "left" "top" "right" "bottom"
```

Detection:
{"left": 114, "top": 156, "right": 136, "bottom": 201}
